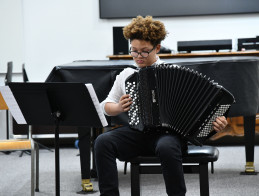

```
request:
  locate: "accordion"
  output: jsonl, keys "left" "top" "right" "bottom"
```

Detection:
{"left": 125, "top": 64, "right": 235, "bottom": 146}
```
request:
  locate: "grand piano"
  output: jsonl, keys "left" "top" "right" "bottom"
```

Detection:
{"left": 46, "top": 56, "right": 259, "bottom": 191}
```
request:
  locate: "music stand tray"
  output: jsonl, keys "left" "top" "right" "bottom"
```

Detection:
{"left": 0, "top": 82, "right": 108, "bottom": 196}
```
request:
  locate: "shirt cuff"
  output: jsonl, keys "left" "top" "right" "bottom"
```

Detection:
{"left": 100, "top": 99, "right": 117, "bottom": 116}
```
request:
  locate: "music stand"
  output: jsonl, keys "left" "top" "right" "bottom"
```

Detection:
{"left": 3, "top": 82, "right": 108, "bottom": 196}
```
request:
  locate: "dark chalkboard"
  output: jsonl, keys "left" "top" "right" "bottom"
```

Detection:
{"left": 99, "top": 0, "right": 259, "bottom": 19}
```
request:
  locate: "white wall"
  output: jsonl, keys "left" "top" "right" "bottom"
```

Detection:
{"left": 0, "top": 0, "right": 24, "bottom": 139}
{"left": 22, "top": 0, "right": 129, "bottom": 82}
{"left": 1, "top": 0, "right": 259, "bottom": 138}
{"left": 0, "top": 0, "right": 24, "bottom": 73}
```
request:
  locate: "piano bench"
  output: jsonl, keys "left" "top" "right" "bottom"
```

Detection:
{"left": 125, "top": 145, "right": 219, "bottom": 196}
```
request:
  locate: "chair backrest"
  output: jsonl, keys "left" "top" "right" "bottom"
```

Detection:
{"left": 12, "top": 64, "right": 30, "bottom": 135}
{"left": 0, "top": 92, "right": 8, "bottom": 110}
{"left": 5, "top": 62, "right": 13, "bottom": 85}
{"left": 22, "top": 64, "right": 29, "bottom": 82}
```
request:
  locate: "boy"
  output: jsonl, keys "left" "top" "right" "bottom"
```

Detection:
{"left": 95, "top": 16, "right": 227, "bottom": 196}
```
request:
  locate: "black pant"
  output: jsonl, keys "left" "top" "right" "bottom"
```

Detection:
{"left": 94, "top": 126, "right": 186, "bottom": 196}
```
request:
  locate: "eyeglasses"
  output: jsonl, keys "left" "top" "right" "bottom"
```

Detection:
{"left": 129, "top": 46, "right": 156, "bottom": 58}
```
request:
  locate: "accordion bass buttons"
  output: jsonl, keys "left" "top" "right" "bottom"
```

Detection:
{"left": 197, "top": 104, "right": 231, "bottom": 138}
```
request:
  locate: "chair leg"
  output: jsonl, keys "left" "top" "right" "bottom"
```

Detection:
{"left": 35, "top": 142, "right": 39, "bottom": 192}
{"left": 31, "top": 142, "right": 35, "bottom": 196}
{"left": 199, "top": 162, "right": 209, "bottom": 196}
{"left": 124, "top": 162, "right": 128, "bottom": 175}
{"left": 131, "top": 163, "right": 140, "bottom": 196}
{"left": 211, "top": 162, "right": 214, "bottom": 174}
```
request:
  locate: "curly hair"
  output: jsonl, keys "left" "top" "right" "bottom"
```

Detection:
{"left": 123, "top": 15, "right": 167, "bottom": 46}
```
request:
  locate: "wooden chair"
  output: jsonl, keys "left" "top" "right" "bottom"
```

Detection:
{"left": 1, "top": 89, "right": 39, "bottom": 196}
{"left": 124, "top": 145, "right": 219, "bottom": 196}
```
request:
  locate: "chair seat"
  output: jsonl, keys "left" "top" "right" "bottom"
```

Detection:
{"left": 183, "top": 145, "right": 219, "bottom": 163}
{"left": 128, "top": 145, "right": 219, "bottom": 164}
{"left": 0, "top": 138, "right": 39, "bottom": 195}
{"left": 128, "top": 145, "right": 219, "bottom": 196}
{"left": 0, "top": 139, "right": 32, "bottom": 151}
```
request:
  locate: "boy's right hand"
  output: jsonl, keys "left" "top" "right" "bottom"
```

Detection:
{"left": 118, "top": 94, "right": 132, "bottom": 113}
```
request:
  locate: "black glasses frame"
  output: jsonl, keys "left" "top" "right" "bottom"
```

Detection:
{"left": 129, "top": 46, "right": 156, "bottom": 58}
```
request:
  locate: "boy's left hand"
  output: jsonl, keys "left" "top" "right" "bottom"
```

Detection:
{"left": 213, "top": 116, "right": 228, "bottom": 132}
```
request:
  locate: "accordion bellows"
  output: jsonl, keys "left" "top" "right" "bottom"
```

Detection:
{"left": 125, "top": 64, "right": 235, "bottom": 146}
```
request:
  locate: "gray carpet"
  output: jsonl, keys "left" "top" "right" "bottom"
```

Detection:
{"left": 0, "top": 146, "right": 259, "bottom": 196}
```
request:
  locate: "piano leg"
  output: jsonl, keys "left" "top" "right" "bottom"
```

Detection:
{"left": 90, "top": 127, "right": 99, "bottom": 178}
{"left": 241, "top": 115, "right": 258, "bottom": 175}
{"left": 78, "top": 127, "right": 94, "bottom": 192}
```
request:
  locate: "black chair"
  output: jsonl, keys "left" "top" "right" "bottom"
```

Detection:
{"left": 22, "top": 63, "right": 29, "bottom": 82}
{"left": 4, "top": 62, "right": 13, "bottom": 140}
{"left": 5, "top": 62, "right": 13, "bottom": 85}
{"left": 125, "top": 145, "right": 219, "bottom": 196}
